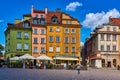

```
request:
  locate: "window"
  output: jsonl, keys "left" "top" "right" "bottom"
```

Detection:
{"left": 65, "top": 28, "right": 69, "bottom": 33}
{"left": 49, "top": 27, "right": 53, "bottom": 32}
{"left": 65, "top": 47, "right": 68, "bottom": 52}
{"left": 49, "top": 46, "right": 53, "bottom": 52}
{"left": 101, "top": 45, "right": 104, "bottom": 51}
{"left": 34, "top": 29, "right": 38, "bottom": 34}
{"left": 65, "top": 37, "right": 69, "bottom": 43}
{"left": 17, "top": 32, "right": 21, "bottom": 38}
{"left": 24, "top": 22, "right": 29, "bottom": 28}
{"left": 72, "top": 47, "right": 75, "bottom": 52}
{"left": 101, "top": 34, "right": 104, "bottom": 40}
{"left": 66, "top": 20, "right": 68, "bottom": 24}
{"left": 24, "top": 43, "right": 28, "bottom": 50}
{"left": 33, "top": 19, "right": 37, "bottom": 24}
{"left": 107, "top": 27, "right": 110, "bottom": 31}
{"left": 34, "top": 47, "right": 38, "bottom": 53}
{"left": 41, "top": 29, "right": 45, "bottom": 34}
{"left": 49, "top": 36, "right": 53, "bottom": 42}
{"left": 35, "top": 14, "right": 38, "bottom": 18}
{"left": 71, "top": 29, "right": 75, "bottom": 33}
{"left": 107, "top": 45, "right": 110, "bottom": 51}
{"left": 113, "top": 45, "right": 116, "bottom": 51}
{"left": 51, "top": 15, "right": 58, "bottom": 24}
{"left": 56, "top": 36, "right": 60, "bottom": 42}
{"left": 56, "top": 46, "right": 60, "bottom": 52}
{"left": 70, "top": 21, "right": 72, "bottom": 24}
{"left": 17, "top": 43, "right": 22, "bottom": 50}
{"left": 41, "top": 47, "right": 45, "bottom": 53}
{"left": 113, "top": 27, "right": 116, "bottom": 31}
{"left": 72, "top": 37, "right": 75, "bottom": 43}
{"left": 107, "top": 34, "right": 110, "bottom": 41}
{"left": 56, "top": 27, "right": 60, "bottom": 32}
{"left": 24, "top": 32, "right": 28, "bottom": 39}
{"left": 41, "top": 38, "right": 45, "bottom": 43}
{"left": 113, "top": 34, "right": 117, "bottom": 41}
{"left": 34, "top": 38, "right": 38, "bottom": 44}
{"left": 40, "top": 15, "right": 43, "bottom": 18}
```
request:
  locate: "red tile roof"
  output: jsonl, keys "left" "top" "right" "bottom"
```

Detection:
{"left": 33, "top": 10, "right": 45, "bottom": 13}
{"left": 46, "top": 12, "right": 61, "bottom": 23}
{"left": 110, "top": 18, "right": 120, "bottom": 25}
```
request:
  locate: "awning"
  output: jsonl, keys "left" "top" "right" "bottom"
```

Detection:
{"left": 36, "top": 54, "right": 52, "bottom": 60}
{"left": 53, "top": 57, "right": 78, "bottom": 61}
{"left": 53, "top": 54, "right": 79, "bottom": 61}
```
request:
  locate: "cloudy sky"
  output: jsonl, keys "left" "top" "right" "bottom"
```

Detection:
{"left": 0, "top": 0, "right": 120, "bottom": 46}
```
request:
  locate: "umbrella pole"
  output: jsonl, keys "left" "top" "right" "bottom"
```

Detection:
{"left": 44, "top": 60, "right": 46, "bottom": 70}
{"left": 23, "top": 59, "right": 26, "bottom": 69}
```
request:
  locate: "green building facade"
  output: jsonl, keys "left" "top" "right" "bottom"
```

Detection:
{"left": 5, "top": 26, "right": 32, "bottom": 58}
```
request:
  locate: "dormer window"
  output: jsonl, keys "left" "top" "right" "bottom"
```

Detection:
{"left": 35, "top": 14, "right": 38, "bottom": 18}
{"left": 41, "top": 15, "right": 44, "bottom": 18}
{"left": 51, "top": 15, "right": 58, "bottom": 24}
{"left": 24, "top": 21, "right": 30, "bottom": 28}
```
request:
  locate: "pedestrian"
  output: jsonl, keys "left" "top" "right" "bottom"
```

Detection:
{"left": 117, "top": 65, "right": 120, "bottom": 70}
{"left": 77, "top": 65, "right": 80, "bottom": 74}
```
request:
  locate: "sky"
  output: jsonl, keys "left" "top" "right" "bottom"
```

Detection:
{"left": 0, "top": 0, "right": 120, "bottom": 47}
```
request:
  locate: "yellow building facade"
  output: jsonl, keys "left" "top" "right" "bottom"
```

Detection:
{"left": 46, "top": 12, "right": 81, "bottom": 66}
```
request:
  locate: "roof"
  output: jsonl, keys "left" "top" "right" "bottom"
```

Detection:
{"left": 23, "top": 14, "right": 31, "bottom": 17}
{"left": 110, "top": 18, "right": 120, "bottom": 25}
{"left": 46, "top": 12, "right": 61, "bottom": 23}
{"left": 33, "top": 10, "right": 45, "bottom": 13}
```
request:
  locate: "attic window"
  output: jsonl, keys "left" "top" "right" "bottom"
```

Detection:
{"left": 24, "top": 22, "right": 30, "bottom": 28}
{"left": 51, "top": 15, "right": 58, "bottom": 24}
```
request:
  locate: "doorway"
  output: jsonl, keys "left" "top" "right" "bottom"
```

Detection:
{"left": 107, "top": 61, "right": 111, "bottom": 67}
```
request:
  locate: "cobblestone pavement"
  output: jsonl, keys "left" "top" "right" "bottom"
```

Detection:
{"left": 0, "top": 68, "right": 120, "bottom": 80}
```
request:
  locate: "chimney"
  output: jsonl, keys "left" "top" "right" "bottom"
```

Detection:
{"left": 109, "top": 16, "right": 112, "bottom": 24}
{"left": 56, "top": 8, "right": 61, "bottom": 12}
{"left": 45, "top": 7, "right": 48, "bottom": 14}
{"left": 31, "top": 5, "right": 34, "bottom": 16}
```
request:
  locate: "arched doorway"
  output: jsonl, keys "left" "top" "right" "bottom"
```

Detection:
{"left": 113, "top": 59, "right": 116, "bottom": 67}
{"left": 102, "top": 59, "right": 105, "bottom": 67}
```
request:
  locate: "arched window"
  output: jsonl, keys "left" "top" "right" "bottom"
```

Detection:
{"left": 113, "top": 59, "right": 116, "bottom": 67}
{"left": 24, "top": 21, "right": 30, "bottom": 28}
{"left": 102, "top": 59, "right": 105, "bottom": 67}
{"left": 51, "top": 15, "right": 58, "bottom": 24}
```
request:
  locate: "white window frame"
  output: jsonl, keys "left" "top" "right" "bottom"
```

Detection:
{"left": 49, "top": 46, "right": 53, "bottom": 52}
{"left": 65, "top": 37, "right": 69, "bottom": 43}
{"left": 17, "top": 43, "right": 22, "bottom": 50}
{"left": 56, "top": 46, "right": 60, "bottom": 52}
{"left": 72, "top": 37, "right": 76, "bottom": 43}
{"left": 34, "top": 29, "right": 38, "bottom": 34}
{"left": 24, "top": 32, "right": 28, "bottom": 39}
{"left": 34, "top": 47, "right": 38, "bottom": 53}
{"left": 71, "top": 29, "right": 75, "bottom": 33}
{"left": 56, "top": 27, "right": 60, "bottom": 32}
{"left": 64, "top": 28, "right": 69, "bottom": 33}
{"left": 17, "top": 32, "right": 21, "bottom": 38}
{"left": 49, "top": 36, "right": 53, "bottom": 42}
{"left": 41, "top": 29, "right": 45, "bottom": 34}
{"left": 24, "top": 43, "right": 28, "bottom": 50}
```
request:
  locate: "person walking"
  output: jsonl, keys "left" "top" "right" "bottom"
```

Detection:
{"left": 77, "top": 65, "right": 80, "bottom": 74}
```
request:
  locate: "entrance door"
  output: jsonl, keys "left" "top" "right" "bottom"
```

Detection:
{"left": 107, "top": 61, "right": 111, "bottom": 67}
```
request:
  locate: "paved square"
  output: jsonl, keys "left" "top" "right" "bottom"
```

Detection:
{"left": 0, "top": 68, "right": 120, "bottom": 80}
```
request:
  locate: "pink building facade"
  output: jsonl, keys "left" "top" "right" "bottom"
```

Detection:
{"left": 31, "top": 6, "right": 47, "bottom": 57}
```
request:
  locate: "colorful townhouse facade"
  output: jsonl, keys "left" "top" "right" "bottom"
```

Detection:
{"left": 5, "top": 6, "right": 81, "bottom": 66}
{"left": 85, "top": 17, "right": 120, "bottom": 68}
{"left": 5, "top": 23, "right": 32, "bottom": 58}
